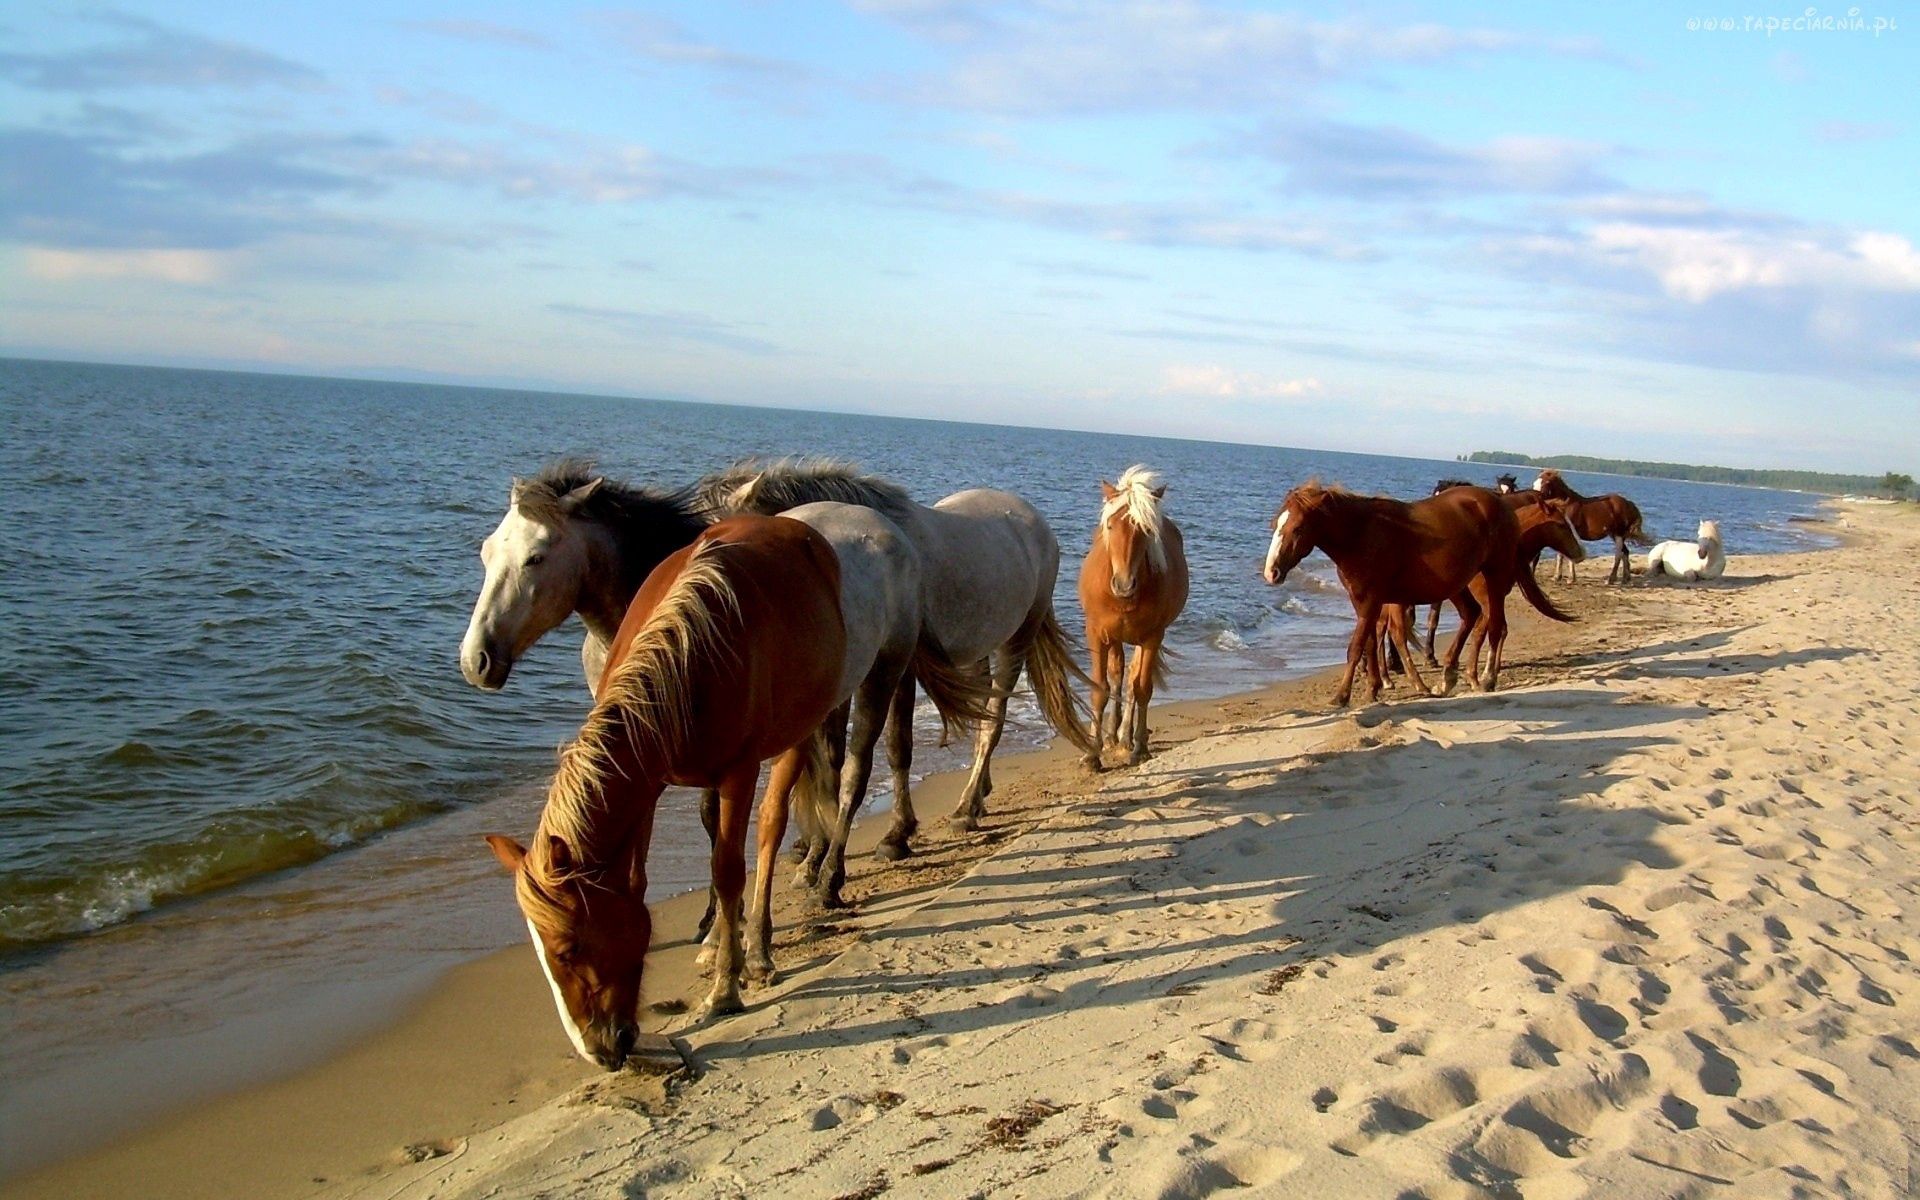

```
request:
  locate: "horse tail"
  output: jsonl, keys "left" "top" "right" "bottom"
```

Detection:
{"left": 1150, "top": 642, "right": 1176, "bottom": 689}
{"left": 791, "top": 726, "right": 839, "bottom": 847}
{"left": 911, "top": 629, "right": 1002, "bottom": 742}
{"left": 1623, "top": 502, "right": 1653, "bottom": 547}
{"left": 1516, "top": 566, "right": 1577, "bottom": 623}
{"left": 1013, "top": 607, "right": 1099, "bottom": 757}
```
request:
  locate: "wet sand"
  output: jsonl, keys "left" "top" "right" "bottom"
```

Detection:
{"left": 13, "top": 504, "right": 1916, "bottom": 1199}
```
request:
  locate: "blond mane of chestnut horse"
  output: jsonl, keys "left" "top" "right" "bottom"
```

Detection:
{"left": 484, "top": 515, "right": 846, "bottom": 1069}
{"left": 1077, "top": 466, "right": 1189, "bottom": 767}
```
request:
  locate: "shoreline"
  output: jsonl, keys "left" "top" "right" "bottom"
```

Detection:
{"left": 9, "top": 508, "right": 1892, "bottom": 1199}
{"left": 3, "top": 554, "right": 1654, "bottom": 1200}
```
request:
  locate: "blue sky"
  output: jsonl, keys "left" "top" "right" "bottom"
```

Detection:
{"left": 3, "top": 2, "right": 1914, "bottom": 472}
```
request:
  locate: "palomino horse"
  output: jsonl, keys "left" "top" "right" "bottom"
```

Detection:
{"left": 1077, "top": 467, "right": 1189, "bottom": 768}
{"left": 1532, "top": 469, "right": 1649, "bottom": 586}
{"left": 1263, "top": 484, "right": 1565, "bottom": 704}
{"left": 485, "top": 515, "right": 847, "bottom": 1065}
{"left": 713, "top": 459, "right": 1096, "bottom": 835}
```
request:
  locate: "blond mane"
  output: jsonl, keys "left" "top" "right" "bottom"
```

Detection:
{"left": 1101, "top": 465, "right": 1168, "bottom": 569}
{"left": 521, "top": 545, "right": 740, "bottom": 925}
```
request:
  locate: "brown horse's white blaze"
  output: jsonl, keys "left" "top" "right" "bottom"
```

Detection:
{"left": 1079, "top": 467, "right": 1189, "bottom": 768}
{"left": 484, "top": 515, "right": 848, "bottom": 1068}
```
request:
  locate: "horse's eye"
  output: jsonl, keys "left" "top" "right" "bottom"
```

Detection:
{"left": 526, "top": 553, "right": 545, "bottom": 567}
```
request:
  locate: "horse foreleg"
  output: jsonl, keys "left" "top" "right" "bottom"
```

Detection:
{"left": 1085, "top": 632, "right": 1112, "bottom": 771}
{"left": 701, "top": 764, "right": 758, "bottom": 1019}
{"left": 818, "top": 673, "right": 891, "bottom": 909}
{"left": 1335, "top": 604, "right": 1376, "bottom": 707}
{"left": 951, "top": 652, "right": 1017, "bottom": 831}
{"left": 1124, "top": 638, "right": 1163, "bottom": 765}
{"left": 796, "top": 700, "right": 849, "bottom": 886}
{"left": 1610, "top": 536, "right": 1628, "bottom": 585}
{"left": 876, "top": 675, "right": 917, "bottom": 861}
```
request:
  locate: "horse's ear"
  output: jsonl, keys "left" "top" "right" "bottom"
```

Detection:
{"left": 1099, "top": 480, "right": 1119, "bottom": 501}
{"left": 546, "top": 834, "right": 576, "bottom": 874}
{"left": 559, "top": 478, "right": 603, "bottom": 513}
{"left": 509, "top": 478, "right": 527, "bottom": 507}
{"left": 485, "top": 835, "right": 526, "bottom": 873}
{"left": 1151, "top": 485, "right": 1167, "bottom": 500}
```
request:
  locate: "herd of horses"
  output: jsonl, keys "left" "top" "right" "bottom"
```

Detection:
{"left": 459, "top": 457, "right": 1646, "bottom": 1068}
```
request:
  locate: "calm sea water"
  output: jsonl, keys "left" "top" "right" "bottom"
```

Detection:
{"left": 0, "top": 357, "right": 1835, "bottom": 1171}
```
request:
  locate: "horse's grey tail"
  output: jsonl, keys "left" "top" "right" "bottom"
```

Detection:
{"left": 1149, "top": 643, "right": 1177, "bottom": 689}
{"left": 1516, "top": 565, "right": 1577, "bottom": 623}
{"left": 1015, "top": 607, "right": 1100, "bottom": 757}
{"left": 911, "top": 631, "right": 1003, "bottom": 743}
{"left": 792, "top": 727, "right": 839, "bottom": 846}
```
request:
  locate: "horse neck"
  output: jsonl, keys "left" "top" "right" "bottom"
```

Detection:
{"left": 1303, "top": 495, "right": 1370, "bottom": 558}
{"left": 575, "top": 504, "right": 708, "bottom": 643}
{"left": 542, "top": 722, "right": 665, "bottom": 880}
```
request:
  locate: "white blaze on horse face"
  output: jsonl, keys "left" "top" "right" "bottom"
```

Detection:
{"left": 1532, "top": 473, "right": 1546, "bottom": 493}
{"left": 461, "top": 505, "right": 575, "bottom": 687}
{"left": 527, "top": 919, "right": 594, "bottom": 1064}
{"left": 1263, "top": 509, "right": 1291, "bottom": 583}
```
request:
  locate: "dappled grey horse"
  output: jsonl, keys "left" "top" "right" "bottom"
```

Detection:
{"left": 709, "top": 461, "right": 1097, "bottom": 842}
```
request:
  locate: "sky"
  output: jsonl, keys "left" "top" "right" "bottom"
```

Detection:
{"left": 2, "top": 2, "right": 1915, "bottom": 472}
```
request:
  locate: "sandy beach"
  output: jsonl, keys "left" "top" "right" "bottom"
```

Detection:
{"left": 12, "top": 501, "right": 1917, "bottom": 1200}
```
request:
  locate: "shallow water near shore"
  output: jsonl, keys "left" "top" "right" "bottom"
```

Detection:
{"left": 0, "top": 357, "right": 1837, "bottom": 1178}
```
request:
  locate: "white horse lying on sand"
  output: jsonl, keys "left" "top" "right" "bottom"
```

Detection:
{"left": 1645, "top": 520, "right": 1726, "bottom": 582}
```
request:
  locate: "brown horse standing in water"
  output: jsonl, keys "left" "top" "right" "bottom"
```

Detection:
{"left": 1532, "top": 469, "right": 1649, "bottom": 585}
{"left": 484, "top": 515, "right": 847, "bottom": 1068}
{"left": 1078, "top": 467, "right": 1189, "bottom": 768}
{"left": 1264, "top": 484, "right": 1563, "bottom": 705}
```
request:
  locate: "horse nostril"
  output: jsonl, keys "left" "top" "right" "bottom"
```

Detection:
{"left": 615, "top": 1025, "right": 637, "bottom": 1059}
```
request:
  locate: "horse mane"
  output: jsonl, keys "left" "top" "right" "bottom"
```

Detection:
{"left": 522, "top": 544, "right": 740, "bottom": 927}
{"left": 693, "top": 457, "right": 917, "bottom": 523}
{"left": 513, "top": 459, "right": 709, "bottom": 584}
{"left": 1433, "top": 477, "right": 1474, "bottom": 493}
{"left": 1102, "top": 464, "right": 1168, "bottom": 569}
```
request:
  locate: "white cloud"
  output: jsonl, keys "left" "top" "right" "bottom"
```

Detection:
{"left": 24, "top": 247, "right": 232, "bottom": 283}
{"left": 1161, "top": 363, "right": 1322, "bottom": 399}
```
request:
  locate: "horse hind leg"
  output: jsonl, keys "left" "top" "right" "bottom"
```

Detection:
{"left": 1423, "top": 603, "right": 1442, "bottom": 667}
{"left": 1610, "top": 536, "right": 1628, "bottom": 585}
{"left": 1389, "top": 609, "right": 1435, "bottom": 697}
{"left": 695, "top": 787, "right": 720, "bottom": 946}
{"left": 795, "top": 700, "right": 848, "bottom": 886}
{"left": 876, "top": 675, "right": 917, "bottom": 861}
{"left": 1482, "top": 592, "right": 1511, "bottom": 692}
{"left": 1103, "top": 640, "right": 1125, "bottom": 754}
{"left": 950, "top": 650, "right": 1019, "bottom": 831}
{"left": 817, "top": 670, "right": 893, "bottom": 909}
{"left": 1441, "top": 592, "right": 1480, "bottom": 696}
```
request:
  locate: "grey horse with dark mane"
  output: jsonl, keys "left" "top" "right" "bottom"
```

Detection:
{"left": 703, "top": 458, "right": 1097, "bottom": 840}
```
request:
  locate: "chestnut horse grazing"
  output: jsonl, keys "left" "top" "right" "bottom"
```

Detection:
{"left": 1264, "top": 484, "right": 1559, "bottom": 704}
{"left": 1532, "top": 469, "right": 1649, "bottom": 585}
{"left": 1077, "top": 467, "right": 1189, "bottom": 768}
{"left": 485, "top": 515, "right": 846, "bottom": 1067}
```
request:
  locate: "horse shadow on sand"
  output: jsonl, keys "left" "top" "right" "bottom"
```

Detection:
{"left": 683, "top": 692, "right": 1706, "bottom": 1071}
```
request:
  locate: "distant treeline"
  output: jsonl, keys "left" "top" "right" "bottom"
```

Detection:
{"left": 1459, "top": 452, "right": 1896, "bottom": 496}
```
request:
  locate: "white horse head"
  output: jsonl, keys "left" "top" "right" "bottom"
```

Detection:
{"left": 460, "top": 476, "right": 602, "bottom": 690}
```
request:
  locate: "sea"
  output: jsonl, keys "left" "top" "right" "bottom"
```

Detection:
{"left": 0, "top": 357, "right": 1837, "bottom": 1174}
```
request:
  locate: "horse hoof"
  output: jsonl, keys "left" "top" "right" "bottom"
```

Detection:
{"left": 874, "top": 838, "right": 912, "bottom": 862}
{"left": 699, "top": 995, "right": 745, "bottom": 1022}
{"left": 1331, "top": 692, "right": 1351, "bottom": 708}
{"left": 745, "top": 962, "right": 779, "bottom": 987}
{"left": 948, "top": 813, "right": 979, "bottom": 833}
